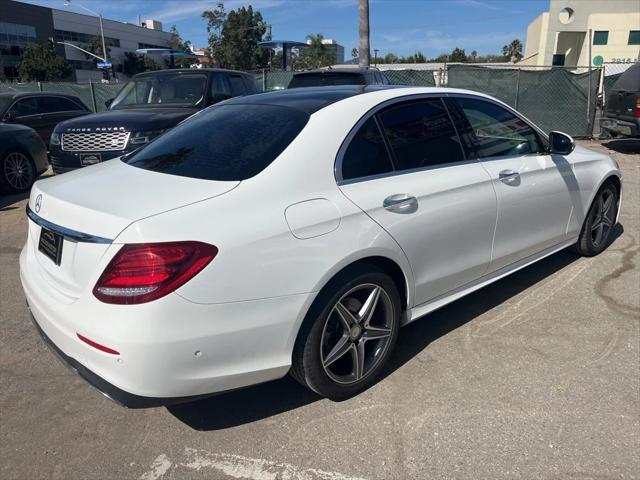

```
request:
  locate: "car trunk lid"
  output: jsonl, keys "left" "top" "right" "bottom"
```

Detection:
{"left": 26, "top": 160, "right": 239, "bottom": 299}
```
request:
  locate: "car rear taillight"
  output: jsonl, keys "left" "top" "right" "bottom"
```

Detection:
{"left": 93, "top": 241, "right": 218, "bottom": 304}
{"left": 634, "top": 98, "right": 640, "bottom": 118}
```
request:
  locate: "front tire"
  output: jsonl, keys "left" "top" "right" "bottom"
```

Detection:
{"left": 574, "top": 181, "right": 619, "bottom": 256}
{"left": 0, "top": 150, "right": 35, "bottom": 194}
{"left": 291, "top": 265, "right": 401, "bottom": 400}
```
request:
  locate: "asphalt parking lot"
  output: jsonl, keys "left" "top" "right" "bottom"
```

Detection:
{"left": 1, "top": 139, "right": 638, "bottom": 480}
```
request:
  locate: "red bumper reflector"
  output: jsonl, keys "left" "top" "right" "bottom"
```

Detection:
{"left": 77, "top": 333, "right": 120, "bottom": 355}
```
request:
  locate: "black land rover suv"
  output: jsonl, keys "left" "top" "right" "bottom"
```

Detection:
{"left": 49, "top": 68, "right": 259, "bottom": 173}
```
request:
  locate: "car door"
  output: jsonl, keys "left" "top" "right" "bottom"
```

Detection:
{"left": 35, "top": 96, "right": 89, "bottom": 144}
{"left": 450, "top": 96, "right": 578, "bottom": 272}
{"left": 338, "top": 97, "right": 497, "bottom": 305}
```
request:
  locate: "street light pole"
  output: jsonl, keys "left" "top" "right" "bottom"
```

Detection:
{"left": 63, "top": 0, "right": 107, "bottom": 63}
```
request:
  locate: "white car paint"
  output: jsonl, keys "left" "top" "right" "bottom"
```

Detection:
{"left": 20, "top": 87, "right": 621, "bottom": 403}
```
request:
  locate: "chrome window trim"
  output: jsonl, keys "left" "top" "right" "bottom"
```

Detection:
{"left": 335, "top": 92, "right": 470, "bottom": 185}
{"left": 26, "top": 205, "right": 113, "bottom": 244}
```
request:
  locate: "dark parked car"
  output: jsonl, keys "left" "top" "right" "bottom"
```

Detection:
{"left": 0, "top": 123, "right": 49, "bottom": 194}
{"left": 49, "top": 68, "right": 259, "bottom": 174}
{"left": 288, "top": 68, "right": 389, "bottom": 88}
{"left": 0, "top": 92, "right": 90, "bottom": 145}
{"left": 600, "top": 62, "right": 640, "bottom": 138}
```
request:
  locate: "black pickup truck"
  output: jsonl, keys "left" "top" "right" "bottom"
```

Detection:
{"left": 49, "top": 68, "right": 259, "bottom": 173}
{"left": 600, "top": 62, "right": 640, "bottom": 139}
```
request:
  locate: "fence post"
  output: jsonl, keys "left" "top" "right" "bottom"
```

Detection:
{"left": 514, "top": 68, "right": 521, "bottom": 109}
{"left": 89, "top": 81, "right": 97, "bottom": 112}
{"left": 38, "top": 81, "right": 42, "bottom": 92}
{"left": 587, "top": 29, "right": 593, "bottom": 137}
{"left": 262, "top": 69, "right": 266, "bottom": 92}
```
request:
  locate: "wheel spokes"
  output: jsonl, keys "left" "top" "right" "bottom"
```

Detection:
{"left": 358, "top": 286, "right": 381, "bottom": 327}
{"left": 334, "top": 301, "right": 357, "bottom": 331}
{"left": 323, "top": 334, "right": 352, "bottom": 368}
{"left": 362, "top": 325, "right": 392, "bottom": 341}
{"left": 352, "top": 341, "right": 365, "bottom": 380}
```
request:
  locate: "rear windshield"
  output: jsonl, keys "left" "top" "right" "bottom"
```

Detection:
{"left": 612, "top": 64, "right": 640, "bottom": 91}
{"left": 123, "top": 104, "right": 309, "bottom": 181}
{"left": 289, "top": 73, "right": 366, "bottom": 88}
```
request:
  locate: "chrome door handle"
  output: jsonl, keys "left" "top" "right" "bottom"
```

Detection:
{"left": 383, "top": 194, "right": 418, "bottom": 213}
{"left": 499, "top": 169, "right": 520, "bottom": 183}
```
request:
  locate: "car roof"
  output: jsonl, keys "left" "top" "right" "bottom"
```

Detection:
{"left": 0, "top": 91, "right": 82, "bottom": 100}
{"left": 223, "top": 85, "right": 404, "bottom": 114}
{"left": 292, "top": 68, "right": 376, "bottom": 76}
{"left": 133, "top": 68, "right": 250, "bottom": 78}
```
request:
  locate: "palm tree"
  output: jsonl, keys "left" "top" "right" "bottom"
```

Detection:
{"left": 358, "top": 0, "right": 370, "bottom": 67}
{"left": 502, "top": 39, "right": 523, "bottom": 62}
{"left": 303, "top": 33, "right": 333, "bottom": 68}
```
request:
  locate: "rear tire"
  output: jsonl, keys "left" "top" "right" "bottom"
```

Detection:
{"left": 0, "top": 149, "right": 35, "bottom": 194}
{"left": 574, "top": 180, "right": 619, "bottom": 256}
{"left": 291, "top": 264, "right": 401, "bottom": 400}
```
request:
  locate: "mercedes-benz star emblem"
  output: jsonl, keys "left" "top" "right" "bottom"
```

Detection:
{"left": 35, "top": 194, "right": 42, "bottom": 213}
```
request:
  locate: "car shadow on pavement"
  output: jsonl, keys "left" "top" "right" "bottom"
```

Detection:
{"left": 0, "top": 191, "right": 29, "bottom": 210}
{"left": 602, "top": 139, "right": 640, "bottom": 154}
{"left": 168, "top": 227, "right": 623, "bottom": 431}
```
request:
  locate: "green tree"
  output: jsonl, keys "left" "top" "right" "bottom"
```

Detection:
{"left": 294, "top": 33, "right": 335, "bottom": 69}
{"left": 351, "top": 47, "right": 358, "bottom": 59}
{"left": 18, "top": 43, "right": 71, "bottom": 81}
{"left": 202, "top": 5, "right": 268, "bottom": 69}
{"left": 123, "top": 52, "right": 161, "bottom": 76}
{"left": 502, "top": 39, "right": 523, "bottom": 62}
{"left": 167, "top": 25, "right": 193, "bottom": 68}
{"left": 383, "top": 52, "right": 398, "bottom": 63}
{"left": 449, "top": 47, "right": 467, "bottom": 62}
{"left": 431, "top": 53, "right": 450, "bottom": 62}
{"left": 83, "top": 35, "right": 112, "bottom": 61}
{"left": 470, "top": 50, "right": 478, "bottom": 62}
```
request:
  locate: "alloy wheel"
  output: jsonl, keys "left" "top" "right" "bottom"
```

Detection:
{"left": 590, "top": 187, "right": 616, "bottom": 248}
{"left": 3, "top": 152, "right": 34, "bottom": 191}
{"left": 320, "top": 283, "right": 394, "bottom": 385}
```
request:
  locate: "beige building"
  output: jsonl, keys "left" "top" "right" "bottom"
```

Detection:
{"left": 521, "top": 0, "right": 640, "bottom": 67}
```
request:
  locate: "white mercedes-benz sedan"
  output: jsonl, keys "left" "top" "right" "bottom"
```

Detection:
{"left": 20, "top": 86, "right": 622, "bottom": 407}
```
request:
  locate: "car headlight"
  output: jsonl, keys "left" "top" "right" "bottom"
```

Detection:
{"left": 129, "top": 129, "right": 167, "bottom": 145}
{"left": 50, "top": 132, "right": 60, "bottom": 145}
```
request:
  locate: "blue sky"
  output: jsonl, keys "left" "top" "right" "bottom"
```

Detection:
{"left": 20, "top": 0, "right": 549, "bottom": 57}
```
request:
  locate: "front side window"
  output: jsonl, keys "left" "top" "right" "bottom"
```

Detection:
{"left": 377, "top": 99, "right": 466, "bottom": 171}
{"left": 110, "top": 74, "right": 207, "bottom": 109}
{"left": 341, "top": 117, "right": 393, "bottom": 180}
{"left": 124, "top": 104, "right": 309, "bottom": 181}
{"left": 455, "top": 97, "right": 544, "bottom": 159}
{"left": 593, "top": 31, "right": 609, "bottom": 45}
{"left": 37, "top": 96, "right": 85, "bottom": 113}
{"left": 209, "top": 72, "right": 231, "bottom": 98}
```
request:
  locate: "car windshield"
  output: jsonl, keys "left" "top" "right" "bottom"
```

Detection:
{"left": 123, "top": 104, "right": 309, "bottom": 181}
{"left": 110, "top": 74, "right": 207, "bottom": 109}
{"left": 288, "top": 73, "right": 366, "bottom": 88}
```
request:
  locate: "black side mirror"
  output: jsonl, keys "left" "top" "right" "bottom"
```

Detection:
{"left": 549, "top": 131, "right": 575, "bottom": 155}
{"left": 104, "top": 98, "right": 113, "bottom": 108}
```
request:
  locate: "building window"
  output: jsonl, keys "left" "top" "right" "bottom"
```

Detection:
{"left": 0, "top": 22, "right": 36, "bottom": 44}
{"left": 593, "top": 31, "right": 609, "bottom": 45}
{"left": 629, "top": 31, "right": 640, "bottom": 45}
{"left": 552, "top": 54, "right": 566, "bottom": 66}
{"left": 138, "top": 42, "right": 167, "bottom": 49}
{"left": 54, "top": 30, "right": 120, "bottom": 48}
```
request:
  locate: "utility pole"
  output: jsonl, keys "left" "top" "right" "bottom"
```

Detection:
{"left": 358, "top": 0, "right": 370, "bottom": 67}
{"left": 374, "top": 48, "right": 379, "bottom": 66}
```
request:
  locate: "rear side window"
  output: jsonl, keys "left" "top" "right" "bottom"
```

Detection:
{"left": 612, "top": 63, "right": 640, "bottom": 91}
{"left": 124, "top": 104, "right": 309, "bottom": 181}
{"left": 9, "top": 97, "right": 38, "bottom": 117}
{"left": 455, "top": 97, "right": 544, "bottom": 158}
{"left": 378, "top": 99, "right": 465, "bottom": 171}
{"left": 209, "top": 72, "right": 231, "bottom": 98}
{"left": 341, "top": 117, "right": 393, "bottom": 180}
{"left": 289, "top": 73, "right": 367, "bottom": 88}
{"left": 228, "top": 75, "right": 246, "bottom": 96}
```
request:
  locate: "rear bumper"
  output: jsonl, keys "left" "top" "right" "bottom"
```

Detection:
{"left": 600, "top": 117, "right": 640, "bottom": 137}
{"left": 20, "top": 240, "right": 313, "bottom": 407}
{"left": 30, "top": 312, "right": 212, "bottom": 408}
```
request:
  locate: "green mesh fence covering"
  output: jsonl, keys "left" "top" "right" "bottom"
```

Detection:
{"left": 260, "top": 71, "right": 294, "bottom": 90}
{"left": 0, "top": 82, "right": 41, "bottom": 94}
{"left": 383, "top": 69, "right": 436, "bottom": 86}
{"left": 92, "top": 84, "right": 123, "bottom": 112}
{"left": 447, "top": 65, "right": 600, "bottom": 137}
